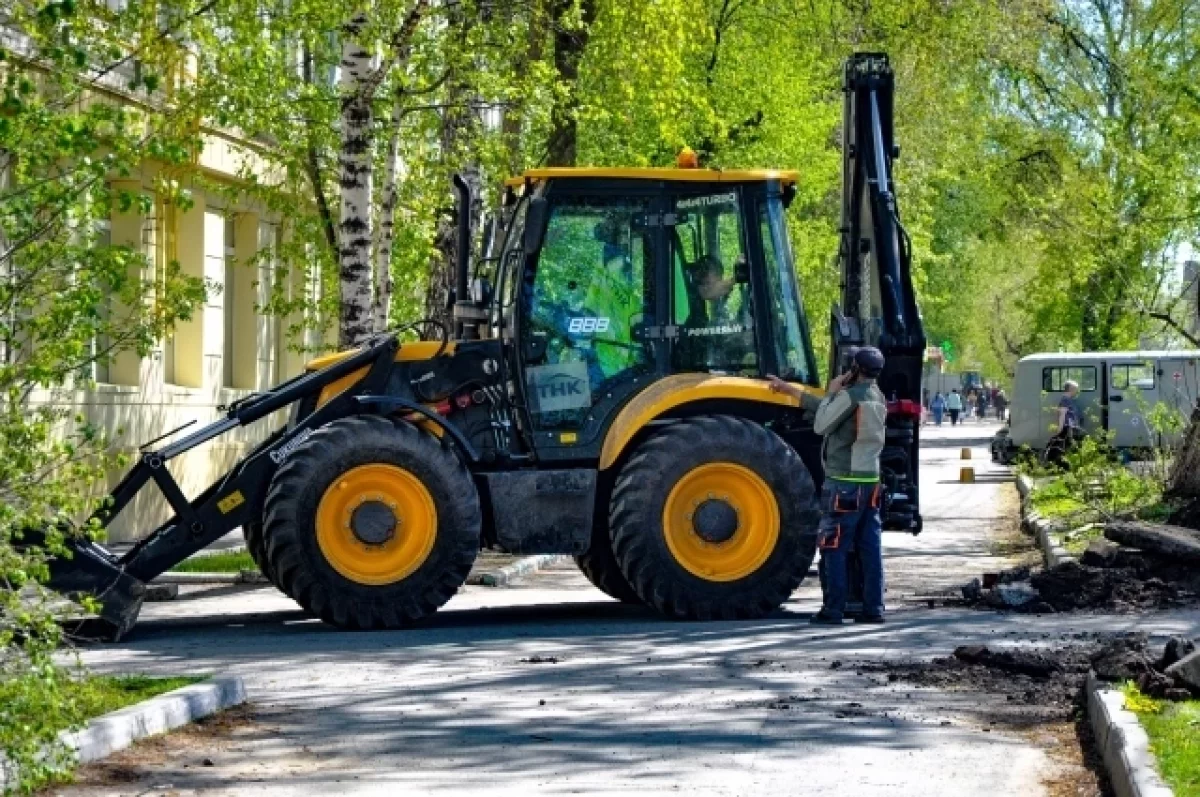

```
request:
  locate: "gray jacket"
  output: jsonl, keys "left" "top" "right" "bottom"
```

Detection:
{"left": 811, "top": 380, "right": 887, "bottom": 482}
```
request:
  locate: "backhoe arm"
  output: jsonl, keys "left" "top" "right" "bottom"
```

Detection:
{"left": 834, "top": 52, "right": 927, "bottom": 531}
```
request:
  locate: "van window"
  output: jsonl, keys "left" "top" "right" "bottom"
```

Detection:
{"left": 1110, "top": 362, "right": 1155, "bottom": 391}
{"left": 1042, "top": 366, "right": 1097, "bottom": 392}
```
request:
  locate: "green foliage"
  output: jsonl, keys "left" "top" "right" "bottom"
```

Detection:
{"left": 0, "top": 668, "right": 201, "bottom": 792}
{"left": 169, "top": 550, "right": 256, "bottom": 573}
{"left": 1027, "top": 434, "right": 1164, "bottom": 523}
{"left": 1, "top": 0, "right": 210, "bottom": 789}
{"left": 1123, "top": 683, "right": 1200, "bottom": 795}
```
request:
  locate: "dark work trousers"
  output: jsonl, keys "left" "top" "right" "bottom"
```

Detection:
{"left": 816, "top": 480, "right": 884, "bottom": 620}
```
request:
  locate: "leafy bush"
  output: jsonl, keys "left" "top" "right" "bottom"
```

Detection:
{"left": 1, "top": 3, "right": 208, "bottom": 791}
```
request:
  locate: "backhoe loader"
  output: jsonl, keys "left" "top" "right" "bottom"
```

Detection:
{"left": 37, "top": 52, "right": 925, "bottom": 638}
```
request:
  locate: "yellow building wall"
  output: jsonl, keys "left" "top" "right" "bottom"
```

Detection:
{"left": 47, "top": 167, "right": 312, "bottom": 544}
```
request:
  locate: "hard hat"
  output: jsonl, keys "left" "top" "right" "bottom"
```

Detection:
{"left": 850, "top": 346, "right": 885, "bottom": 377}
{"left": 676, "top": 147, "right": 699, "bottom": 169}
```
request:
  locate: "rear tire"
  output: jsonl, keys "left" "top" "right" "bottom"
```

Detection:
{"left": 575, "top": 517, "right": 641, "bottom": 604}
{"left": 610, "top": 415, "right": 819, "bottom": 620}
{"left": 263, "top": 415, "right": 480, "bottom": 629}
{"left": 242, "top": 521, "right": 281, "bottom": 589}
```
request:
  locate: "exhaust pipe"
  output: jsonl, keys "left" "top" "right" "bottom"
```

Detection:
{"left": 451, "top": 174, "right": 477, "bottom": 340}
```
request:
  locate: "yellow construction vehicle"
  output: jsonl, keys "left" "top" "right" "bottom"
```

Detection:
{"left": 41, "top": 53, "right": 925, "bottom": 637}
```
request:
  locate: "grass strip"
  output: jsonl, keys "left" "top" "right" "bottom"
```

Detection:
{"left": 168, "top": 550, "right": 256, "bottom": 573}
{"left": 1122, "top": 683, "right": 1200, "bottom": 795}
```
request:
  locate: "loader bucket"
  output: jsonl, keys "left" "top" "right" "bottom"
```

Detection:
{"left": 35, "top": 533, "right": 146, "bottom": 641}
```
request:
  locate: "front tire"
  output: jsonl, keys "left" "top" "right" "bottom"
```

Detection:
{"left": 610, "top": 415, "right": 819, "bottom": 620}
{"left": 575, "top": 516, "right": 641, "bottom": 604}
{"left": 263, "top": 416, "right": 480, "bottom": 629}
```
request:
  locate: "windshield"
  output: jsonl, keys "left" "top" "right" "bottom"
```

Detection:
{"left": 759, "top": 196, "right": 816, "bottom": 383}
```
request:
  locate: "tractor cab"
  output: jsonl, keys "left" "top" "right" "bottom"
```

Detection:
{"left": 474, "top": 168, "right": 820, "bottom": 463}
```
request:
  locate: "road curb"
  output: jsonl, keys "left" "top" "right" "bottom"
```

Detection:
{"left": 1030, "top": 513, "right": 1076, "bottom": 567}
{"left": 467, "top": 554, "right": 571, "bottom": 587}
{"left": 1086, "top": 671, "right": 1175, "bottom": 797}
{"left": 1, "top": 677, "right": 246, "bottom": 791}
{"left": 1015, "top": 473, "right": 1077, "bottom": 567}
{"left": 154, "top": 570, "right": 268, "bottom": 585}
{"left": 1015, "top": 473, "right": 1034, "bottom": 500}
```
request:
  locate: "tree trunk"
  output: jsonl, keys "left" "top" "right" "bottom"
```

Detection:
{"left": 337, "top": 13, "right": 376, "bottom": 348}
{"left": 1170, "top": 402, "right": 1200, "bottom": 498}
{"left": 372, "top": 96, "right": 403, "bottom": 333}
{"left": 546, "top": 0, "right": 597, "bottom": 167}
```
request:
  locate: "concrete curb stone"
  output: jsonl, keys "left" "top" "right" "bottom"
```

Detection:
{"left": 467, "top": 554, "right": 571, "bottom": 587}
{"left": 154, "top": 570, "right": 269, "bottom": 585}
{"left": 1, "top": 677, "right": 246, "bottom": 791}
{"left": 1086, "top": 671, "right": 1175, "bottom": 797}
{"left": 1014, "top": 472, "right": 1077, "bottom": 567}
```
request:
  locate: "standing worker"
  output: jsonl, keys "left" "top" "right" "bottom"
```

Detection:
{"left": 768, "top": 346, "right": 888, "bottom": 625}
{"left": 946, "top": 388, "right": 963, "bottom": 425}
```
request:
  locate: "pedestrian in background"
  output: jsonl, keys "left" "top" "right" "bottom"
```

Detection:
{"left": 976, "top": 390, "right": 989, "bottom": 422}
{"left": 946, "top": 389, "right": 963, "bottom": 425}
{"left": 994, "top": 388, "right": 1008, "bottom": 421}
{"left": 930, "top": 391, "right": 946, "bottom": 426}
{"left": 769, "top": 346, "right": 888, "bottom": 626}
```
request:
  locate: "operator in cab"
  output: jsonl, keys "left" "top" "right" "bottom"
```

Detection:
{"left": 768, "top": 346, "right": 888, "bottom": 625}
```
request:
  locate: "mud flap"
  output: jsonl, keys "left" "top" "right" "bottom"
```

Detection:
{"left": 44, "top": 538, "right": 145, "bottom": 641}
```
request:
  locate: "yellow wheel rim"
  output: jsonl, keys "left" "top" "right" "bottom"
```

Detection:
{"left": 662, "top": 462, "right": 780, "bottom": 583}
{"left": 315, "top": 463, "right": 437, "bottom": 586}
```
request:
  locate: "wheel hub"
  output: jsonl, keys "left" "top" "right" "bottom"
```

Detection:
{"left": 350, "top": 500, "right": 398, "bottom": 545}
{"left": 692, "top": 499, "right": 738, "bottom": 543}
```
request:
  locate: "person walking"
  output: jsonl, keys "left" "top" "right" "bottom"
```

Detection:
{"left": 993, "top": 388, "right": 1008, "bottom": 422}
{"left": 1043, "top": 380, "right": 1084, "bottom": 465}
{"left": 946, "top": 388, "right": 963, "bottom": 425}
{"left": 975, "top": 390, "right": 989, "bottom": 422}
{"left": 930, "top": 391, "right": 946, "bottom": 426}
{"left": 768, "top": 347, "right": 888, "bottom": 626}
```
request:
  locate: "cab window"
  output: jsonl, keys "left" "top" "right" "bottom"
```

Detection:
{"left": 522, "top": 196, "right": 654, "bottom": 426}
{"left": 670, "top": 191, "right": 756, "bottom": 375}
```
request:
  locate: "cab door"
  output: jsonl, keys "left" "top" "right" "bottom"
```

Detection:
{"left": 517, "top": 189, "right": 666, "bottom": 460}
{"left": 1106, "top": 359, "right": 1157, "bottom": 447}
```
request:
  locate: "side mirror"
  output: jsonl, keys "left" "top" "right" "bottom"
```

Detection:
{"left": 524, "top": 197, "right": 549, "bottom": 255}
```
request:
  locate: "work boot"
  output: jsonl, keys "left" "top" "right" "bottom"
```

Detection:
{"left": 810, "top": 611, "right": 843, "bottom": 625}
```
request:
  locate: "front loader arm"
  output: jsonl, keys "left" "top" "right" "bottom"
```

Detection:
{"left": 834, "top": 53, "right": 927, "bottom": 531}
{"left": 38, "top": 334, "right": 401, "bottom": 639}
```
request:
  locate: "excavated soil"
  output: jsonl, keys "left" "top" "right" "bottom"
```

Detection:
{"left": 1028, "top": 556, "right": 1200, "bottom": 613}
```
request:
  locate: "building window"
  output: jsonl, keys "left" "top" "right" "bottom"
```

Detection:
{"left": 87, "top": 219, "right": 113, "bottom": 384}
{"left": 223, "top": 216, "right": 237, "bottom": 388}
{"left": 143, "top": 201, "right": 177, "bottom": 385}
{"left": 1042, "top": 366, "right": 1097, "bottom": 392}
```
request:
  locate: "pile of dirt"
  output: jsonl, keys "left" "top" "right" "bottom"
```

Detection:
{"left": 1029, "top": 556, "right": 1199, "bottom": 612}
{"left": 862, "top": 633, "right": 1199, "bottom": 721}
{"left": 958, "top": 536, "right": 1200, "bottom": 614}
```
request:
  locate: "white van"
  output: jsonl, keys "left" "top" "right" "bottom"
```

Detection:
{"left": 996, "top": 351, "right": 1200, "bottom": 457}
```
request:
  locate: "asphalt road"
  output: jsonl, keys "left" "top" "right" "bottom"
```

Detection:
{"left": 61, "top": 420, "right": 1200, "bottom": 797}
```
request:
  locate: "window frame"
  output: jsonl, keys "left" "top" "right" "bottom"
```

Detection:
{"left": 1042, "top": 365, "right": 1098, "bottom": 392}
{"left": 1109, "top": 362, "right": 1156, "bottom": 391}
